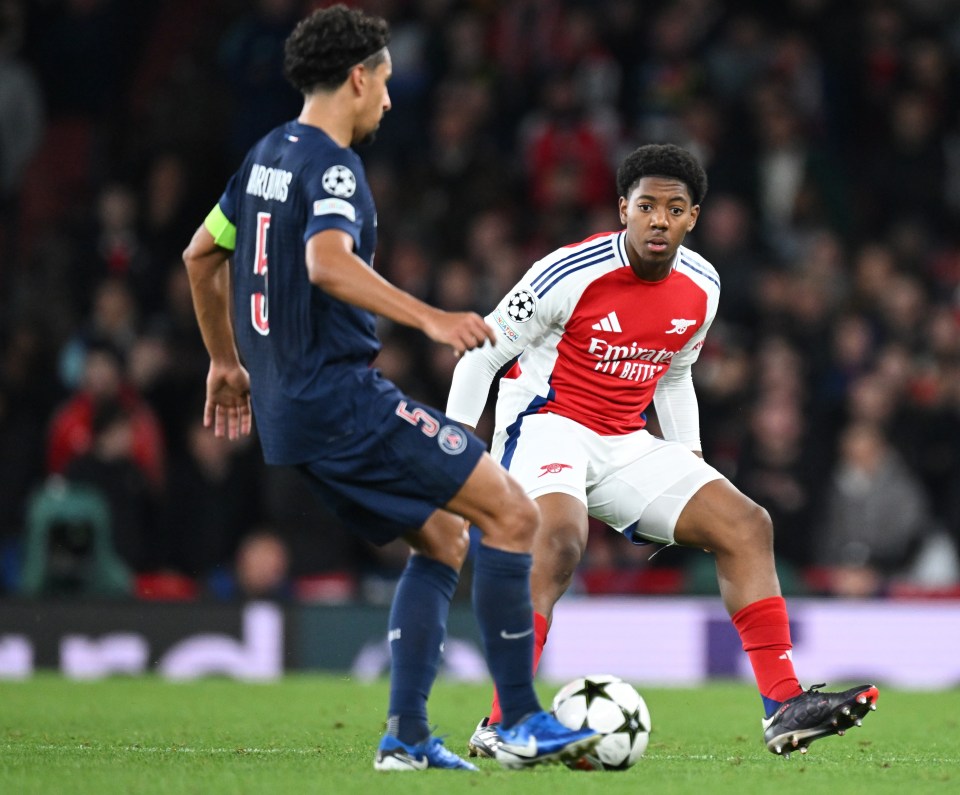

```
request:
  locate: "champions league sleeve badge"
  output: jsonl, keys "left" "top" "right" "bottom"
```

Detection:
{"left": 505, "top": 289, "right": 536, "bottom": 323}
{"left": 321, "top": 165, "right": 357, "bottom": 198}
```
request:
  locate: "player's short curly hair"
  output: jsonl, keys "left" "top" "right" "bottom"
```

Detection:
{"left": 616, "top": 144, "right": 709, "bottom": 206}
{"left": 284, "top": 4, "right": 390, "bottom": 94}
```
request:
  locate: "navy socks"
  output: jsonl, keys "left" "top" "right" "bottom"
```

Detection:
{"left": 386, "top": 554, "right": 458, "bottom": 744}
{"left": 472, "top": 543, "right": 541, "bottom": 727}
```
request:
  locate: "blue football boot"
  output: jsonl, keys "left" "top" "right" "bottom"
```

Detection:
{"left": 494, "top": 710, "right": 600, "bottom": 769}
{"left": 374, "top": 734, "right": 479, "bottom": 771}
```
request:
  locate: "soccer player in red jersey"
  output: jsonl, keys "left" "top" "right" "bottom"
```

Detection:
{"left": 447, "top": 143, "right": 879, "bottom": 758}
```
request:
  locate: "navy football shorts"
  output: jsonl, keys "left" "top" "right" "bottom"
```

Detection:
{"left": 295, "top": 375, "right": 486, "bottom": 546}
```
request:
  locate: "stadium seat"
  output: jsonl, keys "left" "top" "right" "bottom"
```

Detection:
{"left": 135, "top": 572, "right": 200, "bottom": 601}
{"left": 294, "top": 572, "right": 358, "bottom": 603}
{"left": 19, "top": 477, "right": 132, "bottom": 598}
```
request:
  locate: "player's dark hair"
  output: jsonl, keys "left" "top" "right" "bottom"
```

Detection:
{"left": 616, "top": 144, "right": 708, "bottom": 206}
{"left": 284, "top": 4, "right": 390, "bottom": 94}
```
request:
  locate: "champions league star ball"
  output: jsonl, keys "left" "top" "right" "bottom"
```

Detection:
{"left": 505, "top": 289, "right": 536, "bottom": 322}
{"left": 552, "top": 674, "right": 651, "bottom": 771}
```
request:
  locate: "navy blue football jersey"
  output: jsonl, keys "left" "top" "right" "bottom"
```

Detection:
{"left": 211, "top": 120, "right": 381, "bottom": 464}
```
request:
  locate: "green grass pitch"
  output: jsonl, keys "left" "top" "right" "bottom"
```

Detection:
{"left": 1, "top": 675, "right": 957, "bottom": 794}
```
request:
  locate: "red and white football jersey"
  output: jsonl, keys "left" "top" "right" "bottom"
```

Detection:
{"left": 447, "top": 230, "right": 720, "bottom": 441}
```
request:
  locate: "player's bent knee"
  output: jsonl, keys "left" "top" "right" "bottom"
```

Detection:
{"left": 687, "top": 494, "right": 774, "bottom": 557}
{"left": 547, "top": 540, "right": 584, "bottom": 586}
{"left": 747, "top": 503, "right": 774, "bottom": 546}
{"left": 536, "top": 521, "right": 586, "bottom": 579}
{"left": 445, "top": 525, "right": 471, "bottom": 568}
{"left": 509, "top": 485, "right": 540, "bottom": 539}
{"left": 407, "top": 512, "right": 470, "bottom": 570}
{"left": 488, "top": 483, "right": 540, "bottom": 551}
{"left": 727, "top": 502, "right": 774, "bottom": 554}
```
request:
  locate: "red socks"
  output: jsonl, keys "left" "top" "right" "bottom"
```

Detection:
{"left": 488, "top": 611, "right": 548, "bottom": 725}
{"left": 732, "top": 596, "right": 803, "bottom": 711}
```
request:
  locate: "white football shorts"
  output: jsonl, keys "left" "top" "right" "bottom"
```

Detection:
{"left": 491, "top": 412, "right": 724, "bottom": 544}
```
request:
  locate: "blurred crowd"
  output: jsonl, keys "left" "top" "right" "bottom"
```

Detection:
{"left": 1, "top": 0, "right": 959, "bottom": 602}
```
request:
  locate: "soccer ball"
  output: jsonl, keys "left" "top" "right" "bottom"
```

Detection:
{"left": 551, "top": 674, "right": 651, "bottom": 771}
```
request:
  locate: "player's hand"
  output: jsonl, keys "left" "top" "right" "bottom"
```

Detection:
{"left": 204, "top": 361, "right": 252, "bottom": 440}
{"left": 423, "top": 309, "right": 496, "bottom": 356}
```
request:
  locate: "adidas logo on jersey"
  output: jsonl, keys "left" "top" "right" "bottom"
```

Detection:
{"left": 591, "top": 311, "right": 622, "bottom": 333}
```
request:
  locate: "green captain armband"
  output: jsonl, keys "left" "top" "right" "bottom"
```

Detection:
{"left": 204, "top": 204, "right": 237, "bottom": 251}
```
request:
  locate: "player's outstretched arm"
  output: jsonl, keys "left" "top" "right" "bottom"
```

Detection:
{"left": 446, "top": 328, "right": 512, "bottom": 430}
{"left": 306, "top": 229, "right": 495, "bottom": 355}
{"left": 419, "top": 309, "right": 496, "bottom": 355}
{"left": 183, "top": 223, "right": 252, "bottom": 439}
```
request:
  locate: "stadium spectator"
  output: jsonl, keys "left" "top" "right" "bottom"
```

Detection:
{"left": 692, "top": 192, "right": 768, "bottom": 327}
{"left": 57, "top": 183, "right": 150, "bottom": 321}
{"left": 157, "top": 415, "right": 260, "bottom": 581}
{"left": 217, "top": 0, "right": 301, "bottom": 163}
{"left": 690, "top": 325, "right": 753, "bottom": 477}
{"left": 0, "top": 323, "right": 54, "bottom": 570}
{"left": 814, "top": 421, "right": 942, "bottom": 596}
{"left": 0, "top": 0, "right": 43, "bottom": 267}
{"left": 747, "top": 90, "right": 849, "bottom": 259}
{"left": 861, "top": 88, "right": 950, "bottom": 237}
{"left": 734, "top": 395, "right": 825, "bottom": 573}
{"left": 407, "top": 77, "right": 508, "bottom": 258}
{"left": 519, "top": 68, "right": 615, "bottom": 235}
{"left": 630, "top": 2, "right": 712, "bottom": 140}
{"left": 64, "top": 398, "right": 158, "bottom": 571}
{"left": 136, "top": 150, "right": 204, "bottom": 315}
{"left": 235, "top": 529, "right": 291, "bottom": 599}
{"left": 47, "top": 339, "right": 165, "bottom": 489}
{"left": 257, "top": 463, "right": 370, "bottom": 592}
{"left": 58, "top": 277, "right": 140, "bottom": 390}
{"left": 208, "top": 528, "right": 294, "bottom": 602}
{"left": 815, "top": 312, "right": 877, "bottom": 409}
{"left": 703, "top": 12, "right": 769, "bottom": 105}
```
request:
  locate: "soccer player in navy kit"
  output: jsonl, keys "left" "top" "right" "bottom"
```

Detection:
{"left": 182, "top": 5, "right": 597, "bottom": 772}
{"left": 448, "top": 144, "right": 879, "bottom": 759}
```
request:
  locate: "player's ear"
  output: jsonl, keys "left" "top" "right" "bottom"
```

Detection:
{"left": 618, "top": 196, "right": 628, "bottom": 226}
{"left": 347, "top": 62, "right": 366, "bottom": 94}
{"left": 687, "top": 204, "right": 700, "bottom": 231}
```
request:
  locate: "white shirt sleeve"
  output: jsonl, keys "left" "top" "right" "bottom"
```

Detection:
{"left": 446, "top": 276, "right": 555, "bottom": 426}
{"left": 653, "top": 362, "right": 702, "bottom": 451}
{"left": 446, "top": 335, "right": 510, "bottom": 427}
{"left": 652, "top": 296, "right": 715, "bottom": 451}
